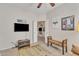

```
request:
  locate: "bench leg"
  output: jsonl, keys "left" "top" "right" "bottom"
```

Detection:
{"left": 18, "top": 47, "right": 20, "bottom": 56}
{"left": 66, "top": 46, "right": 67, "bottom": 52}
{"left": 47, "top": 41, "right": 49, "bottom": 46}
{"left": 50, "top": 43, "right": 52, "bottom": 46}
{"left": 62, "top": 46, "right": 64, "bottom": 55}
{"left": 66, "top": 40, "right": 67, "bottom": 52}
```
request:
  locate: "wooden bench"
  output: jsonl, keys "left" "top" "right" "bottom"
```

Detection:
{"left": 47, "top": 36, "right": 67, "bottom": 55}
{"left": 18, "top": 39, "right": 30, "bottom": 49}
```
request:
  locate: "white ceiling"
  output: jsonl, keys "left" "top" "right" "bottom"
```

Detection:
{"left": 26, "top": 3, "right": 63, "bottom": 14}
{"left": 0, "top": 3, "right": 63, "bottom": 14}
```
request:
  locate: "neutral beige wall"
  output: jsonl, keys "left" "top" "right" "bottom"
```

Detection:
{"left": 0, "top": 5, "right": 49, "bottom": 50}
{"left": 46, "top": 3, "right": 79, "bottom": 50}
{"left": 0, "top": 6, "right": 38, "bottom": 50}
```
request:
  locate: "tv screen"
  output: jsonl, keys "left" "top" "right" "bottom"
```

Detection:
{"left": 14, "top": 23, "right": 29, "bottom": 32}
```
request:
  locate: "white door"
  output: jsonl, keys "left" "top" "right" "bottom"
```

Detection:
{"left": 32, "top": 20, "right": 38, "bottom": 43}
{"left": 45, "top": 20, "right": 49, "bottom": 43}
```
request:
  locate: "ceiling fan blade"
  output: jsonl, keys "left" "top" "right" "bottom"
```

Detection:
{"left": 37, "top": 3, "right": 42, "bottom": 8}
{"left": 50, "top": 3, "right": 55, "bottom": 7}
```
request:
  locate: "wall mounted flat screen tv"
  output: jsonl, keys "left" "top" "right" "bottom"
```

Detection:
{"left": 14, "top": 23, "right": 29, "bottom": 32}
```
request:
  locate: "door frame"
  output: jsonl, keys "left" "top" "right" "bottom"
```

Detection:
{"left": 33, "top": 20, "right": 49, "bottom": 44}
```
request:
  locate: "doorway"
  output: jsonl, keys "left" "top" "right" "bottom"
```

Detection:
{"left": 37, "top": 21, "right": 45, "bottom": 43}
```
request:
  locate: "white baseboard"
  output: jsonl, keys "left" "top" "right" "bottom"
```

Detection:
{"left": 0, "top": 46, "right": 14, "bottom": 51}
{"left": 30, "top": 42, "right": 38, "bottom": 47}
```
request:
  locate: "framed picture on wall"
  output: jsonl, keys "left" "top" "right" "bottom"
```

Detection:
{"left": 61, "top": 15, "right": 74, "bottom": 31}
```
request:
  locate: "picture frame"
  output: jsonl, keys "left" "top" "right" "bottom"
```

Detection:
{"left": 61, "top": 15, "right": 74, "bottom": 31}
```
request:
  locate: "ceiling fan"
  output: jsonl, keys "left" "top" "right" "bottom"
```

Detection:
{"left": 37, "top": 3, "right": 55, "bottom": 8}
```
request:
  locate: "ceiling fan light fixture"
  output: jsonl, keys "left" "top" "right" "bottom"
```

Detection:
{"left": 37, "top": 3, "right": 42, "bottom": 8}
{"left": 37, "top": 3, "right": 55, "bottom": 8}
{"left": 50, "top": 3, "right": 55, "bottom": 7}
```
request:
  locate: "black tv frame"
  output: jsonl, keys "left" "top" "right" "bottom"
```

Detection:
{"left": 14, "top": 23, "right": 29, "bottom": 32}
